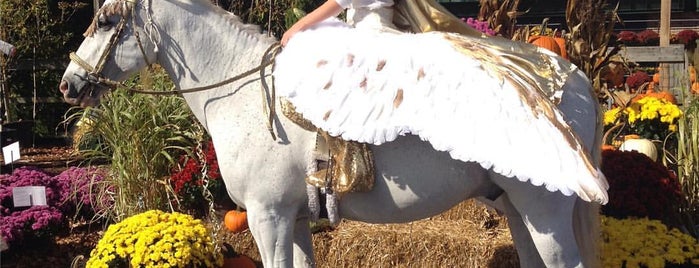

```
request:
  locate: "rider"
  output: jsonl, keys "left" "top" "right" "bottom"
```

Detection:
{"left": 281, "top": 0, "right": 398, "bottom": 47}
{"left": 281, "top": 0, "right": 482, "bottom": 47}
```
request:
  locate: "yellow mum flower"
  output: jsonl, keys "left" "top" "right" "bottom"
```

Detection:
{"left": 602, "top": 216, "right": 699, "bottom": 268}
{"left": 86, "top": 210, "right": 223, "bottom": 267}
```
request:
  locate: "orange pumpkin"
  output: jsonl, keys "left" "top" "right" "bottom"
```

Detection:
{"left": 222, "top": 243, "right": 257, "bottom": 268}
{"left": 224, "top": 210, "right": 248, "bottom": 233}
{"left": 631, "top": 88, "right": 677, "bottom": 104}
{"left": 223, "top": 255, "right": 256, "bottom": 268}
{"left": 690, "top": 66, "right": 697, "bottom": 83}
{"left": 528, "top": 35, "right": 562, "bottom": 57}
{"left": 553, "top": 37, "right": 568, "bottom": 59}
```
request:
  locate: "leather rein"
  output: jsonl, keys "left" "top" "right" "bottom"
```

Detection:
{"left": 68, "top": 0, "right": 283, "bottom": 139}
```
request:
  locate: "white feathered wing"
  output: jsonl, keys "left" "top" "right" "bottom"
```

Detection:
{"left": 273, "top": 19, "right": 608, "bottom": 204}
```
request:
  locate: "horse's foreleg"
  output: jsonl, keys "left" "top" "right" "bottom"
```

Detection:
{"left": 491, "top": 172, "right": 584, "bottom": 268}
{"left": 246, "top": 206, "right": 296, "bottom": 268}
{"left": 292, "top": 209, "right": 316, "bottom": 267}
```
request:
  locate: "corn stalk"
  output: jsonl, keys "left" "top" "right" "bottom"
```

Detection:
{"left": 675, "top": 96, "right": 699, "bottom": 237}
{"left": 565, "top": 0, "right": 623, "bottom": 97}
{"left": 478, "top": 0, "right": 523, "bottom": 39}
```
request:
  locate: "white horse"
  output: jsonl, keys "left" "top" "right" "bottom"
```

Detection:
{"left": 59, "top": 0, "right": 605, "bottom": 267}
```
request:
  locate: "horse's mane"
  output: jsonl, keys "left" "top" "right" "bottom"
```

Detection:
{"left": 194, "top": 0, "right": 277, "bottom": 43}
{"left": 83, "top": 0, "right": 277, "bottom": 44}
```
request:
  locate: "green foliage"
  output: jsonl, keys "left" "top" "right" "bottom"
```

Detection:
{"left": 0, "top": 0, "right": 89, "bottom": 134}
{"left": 67, "top": 68, "right": 204, "bottom": 222}
{"left": 0, "top": 0, "right": 86, "bottom": 59}
{"left": 220, "top": 0, "right": 323, "bottom": 38}
{"left": 675, "top": 95, "right": 699, "bottom": 237}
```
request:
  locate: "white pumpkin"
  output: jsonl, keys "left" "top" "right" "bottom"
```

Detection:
{"left": 619, "top": 138, "right": 658, "bottom": 161}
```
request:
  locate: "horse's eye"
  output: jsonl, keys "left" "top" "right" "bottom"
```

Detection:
{"left": 96, "top": 15, "right": 113, "bottom": 30}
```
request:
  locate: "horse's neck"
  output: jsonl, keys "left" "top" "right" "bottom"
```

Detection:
{"left": 150, "top": 0, "right": 277, "bottom": 126}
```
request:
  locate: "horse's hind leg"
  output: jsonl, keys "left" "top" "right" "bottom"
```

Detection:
{"left": 491, "top": 172, "right": 584, "bottom": 268}
{"left": 292, "top": 209, "right": 316, "bottom": 267}
{"left": 483, "top": 195, "right": 547, "bottom": 267}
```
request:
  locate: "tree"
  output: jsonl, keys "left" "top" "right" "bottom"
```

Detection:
{"left": 0, "top": 0, "right": 89, "bottom": 137}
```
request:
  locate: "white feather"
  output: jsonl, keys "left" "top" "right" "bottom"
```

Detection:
{"left": 274, "top": 18, "right": 608, "bottom": 204}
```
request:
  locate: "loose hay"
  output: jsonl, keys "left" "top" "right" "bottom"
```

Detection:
{"left": 221, "top": 200, "right": 519, "bottom": 267}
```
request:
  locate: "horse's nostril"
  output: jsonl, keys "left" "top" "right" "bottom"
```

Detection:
{"left": 59, "top": 80, "right": 69, "bottom": 94}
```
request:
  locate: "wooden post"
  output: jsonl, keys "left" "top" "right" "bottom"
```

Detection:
{"left": 659, "top": 0, "right": 671, "bottom": 91}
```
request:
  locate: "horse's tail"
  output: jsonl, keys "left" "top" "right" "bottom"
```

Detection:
{"left": 573, "top": 111, "right": 604, "bottom": 267}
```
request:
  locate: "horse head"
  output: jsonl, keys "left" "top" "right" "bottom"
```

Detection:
{"left": 59, "top": 0, "right": 157, "bottom": 107}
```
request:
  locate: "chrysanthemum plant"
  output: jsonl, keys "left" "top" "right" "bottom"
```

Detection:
{"left": 603, "top": 95, "right": 682, "bottom": 142}
{"left": 0, "top": 166, "right": 109, "bottom": 247}
{"left": 601, "top": 216, "right": 699, "bottom": 268}
{"left": 86, "top": 210, "right": 223, "bottom": 268}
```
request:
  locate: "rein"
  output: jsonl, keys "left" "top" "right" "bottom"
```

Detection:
{"left": 69, "top": 0, "right": 284, "bottom": 140}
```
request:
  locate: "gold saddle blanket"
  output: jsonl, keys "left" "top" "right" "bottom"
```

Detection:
{"left": 281, "top": 99, "right": 375, "bottom": 196}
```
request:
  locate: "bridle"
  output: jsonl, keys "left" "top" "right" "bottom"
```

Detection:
{"left": 68, "top": 0, "right": 282, "bottom": 95}
{"left": 69, "top": 0, "right": 145, "bottom": 90}
{"left": 68, "top": 0, "right": 283, "bottom": 139}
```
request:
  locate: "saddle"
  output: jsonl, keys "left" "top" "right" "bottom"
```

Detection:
{"left": 281, "top": 99, "right": 376, "bottom": 197}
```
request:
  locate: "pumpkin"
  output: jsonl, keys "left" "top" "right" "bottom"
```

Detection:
{"left": 630, "top": 88, "right": 677, "bottom": 104}
{"left": 224, "top": 210, "right": 248, "bottom": 233}
{"left": 222, "top": 243, "right": 257, "bottom": 268}
{"left": 528, "top": 35, "right": 562, "bottom": 57}
{"left": 619, "top": 138, "right": 658, "bottom": 161}
{"left": 690, "top": 66, "right": 697, "bottom": 83}
{"left": 553, "top": 37, "right": 568, "bottom": 59}
{"left": 223, "top": 255, "right": 256, "bottom": 268}
{"left": 692, "top": 81, "right": 699, "bottom": 94}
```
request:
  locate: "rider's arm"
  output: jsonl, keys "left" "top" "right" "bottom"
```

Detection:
{"left": 281, "top": 0, "right": 344, "bottom": 46}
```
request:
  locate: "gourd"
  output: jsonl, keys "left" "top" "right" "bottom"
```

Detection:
{"left": 619, "top": 138, "right": 657, "bottom": 161}
{"left": 692, "top": 81, "right": 699, "bottom": 94}
{"left": 528, "top": 35, "right": 562, "bottom": 57}
{"left": 224, "top": 210, "right": 248, "bottom": 233}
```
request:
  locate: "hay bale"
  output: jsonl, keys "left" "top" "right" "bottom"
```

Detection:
{"left": 221, "top": 200, "right": 519, "bottom": 267}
